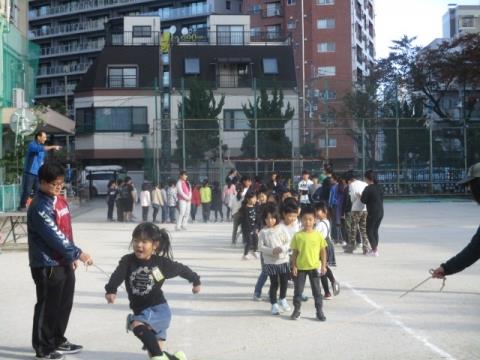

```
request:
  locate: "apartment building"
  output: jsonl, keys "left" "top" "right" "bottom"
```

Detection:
{"left": 443, "top": 4, "right": 480, "bottom": 39}
{"left": 243, "top": 0, "right": 376, "bottom": 167}
{"left": 28, "top": 0, "right": 242, "bottom": 118}
{"left": 74, "top": 14, "right": 298, "bottom": 175}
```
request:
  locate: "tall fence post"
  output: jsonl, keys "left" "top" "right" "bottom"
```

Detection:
{"left": 429, "top": 123, "right": 433, "bottom": 194}
{"left": 291, "top": 114, "right": 295, "bottom": 182}
{"left": 254, "top": 78, "right": 258, "bottom": 175}
{"left": 218, "top": 117, "right": 224, "bottom": 187}
{"left": 361, "top": 118, "right": 366, "bottom": 177}
{"left": 181, "top": 77, "right": 186, "bottom": 171}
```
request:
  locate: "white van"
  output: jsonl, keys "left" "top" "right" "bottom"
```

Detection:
{"left": 80, "top": 165, "right": 125, "bottom": 196}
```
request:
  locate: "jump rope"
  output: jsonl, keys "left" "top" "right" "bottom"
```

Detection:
{"left": 85, "top": 260, "right": 447, "bottom": 360}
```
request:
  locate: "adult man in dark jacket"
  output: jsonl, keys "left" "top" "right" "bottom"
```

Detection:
{"left": 432, "top": 163, "right": 480, "bottom": 278}
{"left": 28, "top": 162, "right": 93, "bottom": 360}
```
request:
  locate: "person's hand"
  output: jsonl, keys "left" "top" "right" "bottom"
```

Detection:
{"left": 272, "top": 247, "right": 282, "bottom": 256}
{"left": 79, "top": 252, "right": 93, "bottom": 267}
{"left": 192, "top": 285, "right": 201, "bottom": 294}
{"left": 55, "top": 145, "right": 61, "bottom": 151}
{"left": 320, "top": 266, "right": 327, "bottom": 276}
{"left": 292, "top": 266, "right": 298, "bottom": 277}
{"left": 72, "top": 260, "right": 79, "bottom": 270}
{"left": 431, "top": 266, "right": 446, "bottom": 279}
{"left": 105, "top": 293, "right": 116, "bottom": 304}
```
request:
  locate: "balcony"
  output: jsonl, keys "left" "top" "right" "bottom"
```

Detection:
{"left": 217, "top": 74, "right": 252, "bottom": 88}
{"left": 37, "top": 62, "right": 93, "bottom": 78}
{"left": 36, "top": 84, "right": 76, "bottom": 98}
{"left": 40, "top": 42, "right": 104, "bottom": 58}
{"left": 261, "top": 6, "right": 282, "bottom": 18}
{"left": 171, "top": 31, "right": 291, "bottom": 46}
{"left": 29, "top": 0, "right": 159, "bottom": 20}
{"left": 30, "top": 21, "right": 104, "bottom": 39}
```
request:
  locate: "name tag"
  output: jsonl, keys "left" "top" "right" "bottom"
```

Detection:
{"left": 151, "top": 267, "right": 165, "bottom": 282}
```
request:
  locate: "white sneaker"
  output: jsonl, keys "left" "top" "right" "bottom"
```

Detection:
{"left": 278, "top": 298, "right": 291, "bottom": 312}
{"left": 271, "top": 303, "right": 280, "bottom": 315}
{"left": 242, "top": 254, "right": 251, "bottom": 260}
{"left": 251, "top": 251, "right": 259, "bottom": 259}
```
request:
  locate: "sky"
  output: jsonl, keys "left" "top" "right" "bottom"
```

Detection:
{"left": 375, "top": 0, "right": 480, "bottom": 58}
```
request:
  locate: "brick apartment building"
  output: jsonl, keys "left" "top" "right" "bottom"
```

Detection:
{"left": 243, "top": 0, "right": 376, "bottom": 167}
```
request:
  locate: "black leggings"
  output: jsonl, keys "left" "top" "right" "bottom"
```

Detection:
{"left": 269, "top": 273, "right": 289, "bottom": 304}
{"left": 320, "top": 267, "right": 336, "bottom": 295}
{"left": 366, "top": 214, "right": 383, "bottom": 251}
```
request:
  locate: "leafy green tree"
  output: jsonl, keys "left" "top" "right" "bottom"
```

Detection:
{"left": 175, "top": 79, "right": 225, "bottom": 167}
{"left": 241, "top": 86, "right": 294, "bottom": 160}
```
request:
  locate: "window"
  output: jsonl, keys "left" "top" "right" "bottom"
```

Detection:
{"left": 132, "top": 25, "right": 151, "bottom": 37}
{"left": 319, "top": 138, "right": 336, "bottom": 148}
{"left": 317, "top": 42, "right": 336, "bottom": 52}
{"left": 317, "top": 66, "right": 336, "bottom": 76}
{"left": 317, "top": 18, "right": 335, "bottom": 29}
{"left": 287, "top": 20, "right": 297, "bottom": 29}
{"left": 317, "top": 0, "right": 334, "bottom": 4}
{"left": 185, "top": 58, "right": 200, "bottom": 74}
{"left": 251, "top": 26, "right": 261, "bottom": 40}
{"left": 107, "top": 67, "right": 137, "bottom": 88}
{"left": 251, "top": 4, "right": 261, "bottom": 14}
{"left": 263, "top": 58, "right": 279, "bottom": 74}
{"left": 266, "top": 2, "right": 281, "bottom": 17}
{"left": 217, "top": 25, "right": 244, "bottom": 44}
{"left": 287, "top": 0, "right": 296, "bottom": 4}
{"left": 266, "top": 24, "right": 281, "bottom": 40}
{"left": 76, "top": 107, "right": 148, "bottom": 133}
{"left": 226, "top": 0, "right": 231, "bottom": 10}
{"left": 461, "top": 16, "right": 474, "bottom": 28}
{"left": 224, "top": 109, "right": 249, "bottom": 130}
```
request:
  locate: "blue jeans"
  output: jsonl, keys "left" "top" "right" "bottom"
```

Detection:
{"left": 254, "top": 255, "right": 268, "bottom": 297}
{"left": 20, "top": 172, "right": 39, "bottom": 208}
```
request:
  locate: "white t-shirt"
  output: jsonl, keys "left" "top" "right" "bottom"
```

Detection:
{"left": 315, "top": 219, "right": 330, "bottom": 240}
{"left": 349, "top": 180, "right": 368, "bottom": 211}
{"left": 280, "top": 220, "right": 301, "bottom": 240}
{"left": 140, "top": 190, "right": 151, "bottom": 207}
{"left": 298, "top": 179, "right": 313, "bottom": 204}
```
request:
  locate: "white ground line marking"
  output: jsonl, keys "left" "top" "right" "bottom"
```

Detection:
{"left": 344, "top": 282, "right": 457, "bottom": 360}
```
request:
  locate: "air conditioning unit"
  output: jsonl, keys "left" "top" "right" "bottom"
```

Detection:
{"left": 12, "top": 88, "right": 25, "bottom": 108}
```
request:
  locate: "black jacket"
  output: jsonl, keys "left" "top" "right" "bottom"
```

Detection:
{"left": 360, "top": 184, "right": 384, "bottom": 217}
{"left": 442, "top": 226, "right": 480, "bottom": 276}
{"left": 105, "top": 253, "right": 201, "bottom": 314}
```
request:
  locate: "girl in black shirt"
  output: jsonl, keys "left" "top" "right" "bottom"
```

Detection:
{"left": 360, "top": 170, "right": 384, "bottom": 256}
{"left": 240, "top": 191, "right": 260, "bottom": 259}
{"left": 105, "top": 223, "right": 201, "bottom": 360}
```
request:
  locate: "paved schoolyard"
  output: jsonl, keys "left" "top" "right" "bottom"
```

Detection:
{"left": 0, "top": 200, "right": 479, "bottom": 360}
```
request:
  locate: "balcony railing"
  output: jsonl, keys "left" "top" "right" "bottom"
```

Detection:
{"left": 29, "top": 0, "right": 158, "bottom": 20}
{"left": 171, "top": 31, "right": 291, "bottom": 46}
{"left": 30, "top": 21, "right": 104, "bottom": 39}
{"left": 216, "top": 74, "right": 252, "bottom": 88}
{"left": 107, "top": 31, "right": 160, "bottom": 46}
{"left": 38, "top": 62, "right": 93, "bottom": 78}
{"left": 40, "top": 42, "right": 104, "bottom": 58}
{"left": 36, "top": 84, "right": 76, "bottom": 98}
{"left": 144, "top": 3, "right": 212, "bottom": 21}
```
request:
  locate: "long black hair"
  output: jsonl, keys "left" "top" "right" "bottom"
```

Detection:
{"left": 261, "top": 203, "right": 281, "bottom": 226}
{"left": 364, "top": 169, "right": 378, "bottom": 184}
{"left": 470, "top": 178, "right": 480, "bottom": 204}
{"left": 130, "top": 222, "right": 173, "bottom": 259}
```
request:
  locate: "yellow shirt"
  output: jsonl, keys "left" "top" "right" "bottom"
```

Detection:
{"left": 290, "top": 230, "right": 327, "bottom": 270}
{"left": 199, "top": 186, "right": 212, "bottom": 203}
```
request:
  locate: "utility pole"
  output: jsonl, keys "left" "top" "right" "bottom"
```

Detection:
{"left": 154, "top": 77, "right": 160, "bottom": 184}
{"left": 300, "top": 0, "right": 306, "bottom": 146}
{"left": 254, "top": 78, "right": 258, "bottom": 175}
{"left": 181, "top": 77, "right": 186, "bottom": 170}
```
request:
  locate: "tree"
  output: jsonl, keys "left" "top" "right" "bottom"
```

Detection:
{"left": 241, "top": 86, "right": 294, "bottom": 160}
{"left": 175, "top": 79, "right": 225, "bottom": 167}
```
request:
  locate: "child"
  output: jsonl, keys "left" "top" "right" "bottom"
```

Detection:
{"left": 166, "top": 180, "right": 178, "bottom": 223}
{"left": 290, "top": 205, "right": 327, "bottom": 321}
{"left": 257, "top": 203, "right": 292, "bottom": 315}
{"left": 190, "top": 184, "right": 201, "bottom": 222}
{"left": 151, "top": 183, "right": 163, "bottom": 224}
{"left": 297, "top": 170, "right": 313, "bottom": 207}
{"left": 105, "top": 223, "right": 201, "bottom": 360}
{"left": 211, "top": 181, "right": 223, "bottom": 222}
{"left": 140, "top": 183, "right": 152, "bottom": 222}
{"left": 240, "top": 191, "right": 259, "bottom": 260}
{"left": 106, "top": 179, "right": 117, "bottom": 221}
{"left": 314, "top": 201, "right": 340, "bottom": 300}
{"left": 200, "top": 179, "right": 212, "bottom": 223}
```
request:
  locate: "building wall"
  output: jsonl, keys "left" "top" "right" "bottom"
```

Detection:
{"left": 443, "top": 5, "right": 480, "bottom": 38}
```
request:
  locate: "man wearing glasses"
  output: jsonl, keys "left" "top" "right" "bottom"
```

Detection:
{"left": 28, "top": 162, "right": 93, "bottom": 360}
{"left": 18, "top": 131, "right": 61, "bottom": 211}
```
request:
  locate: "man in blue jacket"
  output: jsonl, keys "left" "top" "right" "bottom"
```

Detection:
{"left": 28, "top": 162, "right": 93, "bottom": 360}
{"left": 18, "top": 131, "right": 61, "bottom": 211}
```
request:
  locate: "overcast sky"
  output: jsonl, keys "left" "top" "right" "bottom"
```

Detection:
{"left": 375, "top": 0, "right": 480, "bottom": 59}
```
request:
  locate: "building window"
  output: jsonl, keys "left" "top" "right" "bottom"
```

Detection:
{"left": 217, "top": 25, "right": 244, "bottom": 45}
{"left": 317, "top": 0, "right": 334, "bottom": 4}
{"left": 266, "top": 24, "right": 281, "bottom": 40}
{"left": 263, "top": 58, "right": 279, "bottom": 74}
{"left": 317, "top": 66, "right": 336, "bottom": 76}
{"left": 265, "top": 2, "right": 282, "bottom": 17}
{"left": 226, "top": 1, "right": 231, "bottom": 10}
{"left": 132, "top": 25, "right": 152, "bottom": 37}
{"left": 319, "top": 137, "right": 336, "bottom": 148}
{"left": 287, "top": 20, "right": 297, "bottom": 29}
{"left": 224, "top": 109, "right": 249, "bottom": 130}
{"left": 251, "top": 4, "right": 261, "bottom": 14}
{"left": 76, "top": 107, "right": 148, "bottom": 133}
{"left": 317, "top": 42, "right": 336, "bottom": 52}
{"left": 287, "top": 0, "right": 296, "bottom": 4}
{"left": 185, "top": 58, "right": 200, "bottom": 74}
{"left": 251, "top": 26, "right": 261, "bottom": 40}
{"left": 107, "top": 67, "right": 137, "bottom": 88}
{"left": 461, "top": 16, "right": 474, "bottom": 28}
{"left": 317, "top": 18, "right": 335, "bottom": 29}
